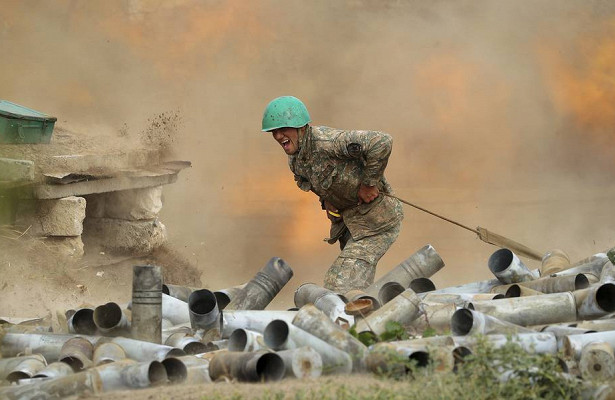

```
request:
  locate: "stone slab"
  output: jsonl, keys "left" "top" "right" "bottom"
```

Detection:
{"left": 46, "top": 149, "right": 160, "bottom": 176}
{"left": 34, "top": 161, "right": 189, "bottom": 199}
{"left": 0, "top": 157, "right": 34, "bottom": 182}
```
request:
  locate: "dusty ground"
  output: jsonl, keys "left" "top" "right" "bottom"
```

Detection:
{"left": 0, "top": 230, "right": 201, "bottom": 325}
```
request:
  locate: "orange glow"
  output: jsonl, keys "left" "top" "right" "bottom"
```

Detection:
{"left": 413, "top": 54, "right": 479, "bottom": 131}
{"left": 225, "top": 172, "right": 326, "bottom": 254}
{"left": 538, "top": 18, "right": 615, "bottom": 147}
{"left": 410, "top": 53, "right": 515, "bottom": 185}
{"left": 95, "top": 0, "right": 272, "bottom": 79}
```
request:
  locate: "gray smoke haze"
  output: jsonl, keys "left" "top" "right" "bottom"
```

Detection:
{"left": 2, "top": 0, "right": 614, "bottom": 305}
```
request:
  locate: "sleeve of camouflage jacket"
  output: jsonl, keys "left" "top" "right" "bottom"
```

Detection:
{"left": 330, "top": 130, "right": 393, "bottom": 187}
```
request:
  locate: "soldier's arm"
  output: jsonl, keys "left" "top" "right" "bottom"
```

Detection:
{"left": 330, "top": 130, "right": 393, "bottom": 187}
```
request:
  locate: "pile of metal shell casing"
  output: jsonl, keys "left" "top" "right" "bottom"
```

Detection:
{"left": 2, "top": 247, "right": 615, "bottom": 399}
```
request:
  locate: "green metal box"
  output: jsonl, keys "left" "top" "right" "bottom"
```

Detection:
{"left": 0, "top": 100, "right": 57, "bottom": 144}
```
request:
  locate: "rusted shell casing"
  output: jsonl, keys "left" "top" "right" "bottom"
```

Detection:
{"left": 513, "top": 273, "right": 593, "bottom": 294}
{"left": 539, "top": 324, "right": 595, "bottom": 338}
{"left": 343, "top": 289, "right": 380, "bottom": 310}
{"left": 0, "top": 332, "right": 91, "bottom": 362}
{"left": 162, "top": 284, "right": 197, "bottom": 302}
{"left": 0, "top": 359, "right": 167, "bottom": 399}
{"left": 564, "top": 331, "right": 615, "bottom": 360}
{"left": 293, "top": 282, "right": 339, "bottom": 310}
{"left": 577, "top": 283, "right": 615, "bottom": 319}
{"left": 0, "top": 365, "right": 103, "bottom": 399}
{"left": 228, "top": 329, "right": 268, "bottom": 352}
{"left": 488, "top": 249, "right": 535, "bottom": 284}
{"left": 554, "top": 255, "right": 609, "bottom": 277}
{"left": 600, "top": 261, "right": 615, "bottom": 283}
{"left": 32, "top": 361, "right": 74, "bottom": 379}
{"left": 568, "top": 252, "right": 608, "bottom": 268}
{"left": 277, "top": 347, "right": 323, "bottom": 379}
{"left": 93, "top": 302, "right": 131, "bottom": 335}
{"left": 59, "top": 336, "right": 94, "bottom": 371}
{"left": 0, "top": 316, "right": 49, "bottom": 325}
{"left": 294, "top": 283, "right": 354, "bottom": 326}
{"left": 363, "top": 245, "right": 444, "bottom": 305}
{"left": 208, "top": 351, "right": 285, "bottom": 382}
{"left": 451, "top": 308, "right": 534, "bottom": 336}
{"left": 504, "top": 285, "right": 544, "bottom": 298}
{"left": 469, "top": 292, "right": 577, "bottom": 326}
{"left": 541, "top": 249, "right": 570, "bottom": 276}
{"left": 221, "top": 310, "right": 297, "bottom": 338}
{"left": 93, "top": 342, "right": 127, "bottom": 366}
{"left": 164, "top": 332, "right": 208, "bottom": 355}
{"left": 291, "top": 304, "right": 367, "bottom": 372}
{"left": 408, "top": 303, "right": 457, "bottom": 335}
{"left": 263, "top": 319, "right": 352, "bottom": 374}
{"left": 0, "top": 354, "right": 47, "bottom": 383}
{"left": 428, "top": 277, "right": 501, "bottom": 295}
{"left": 225, "top": 257, "right": 294, "bottom": 311}
{"left": 378, "top": 282, "right": 406, "bottom": 304}
{"left": 451, "top": 332, "right": 558, "bottom": 354}
{"left": 205, "top": 339, "right": 228, "bottom": 351}
{"left": 161, "top": 293, "right": 191, "bottom": 326}
{"left": 2, "top": 323, "right": 51, "bottom": 334}
{"left": 67, "top": 308, "right": 97, "bottom": 335}
{"left": 131, "top": 265, "right": 163, "bottom": 344}
{"left": 188, "top": 289, "right": 220, "bottom": 333}
{"left": 394, "top": 337, "right": 472, "bottom": 366}
{"left": 421, "top": 292, "right": 503, "bottom": 308}
{"left": 579, "top": 342, "right": 615, "bottom": 381}
{"left": 409, "top": 277, "right": 436, "bottom": 293}
{"left": 103, "top": 336, "right": 186, "bottom": 362}
{"left": 0, "top": 355, "right": 47, "bottom": 380}
{"left": 213, "top": 283, "right": 247, "bottom": 310}
{"left": 354, "top": 289, "right": 421, "bottom": 336}
{"left": 577, "top": 318, "right": 615, "bottom": 332}
{"left": 366, "top": 342, "right": 454, "bottom": 375}
{"left": 99, "top": 359, "right": 168, "bottom": 390}
{"left": 159, "top": 357, "right": 188, "bottom": 383}
{"left": 167, "top": 355, "right": 211, "bottom": 384}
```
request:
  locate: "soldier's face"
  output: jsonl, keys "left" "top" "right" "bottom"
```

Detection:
{"left": 271, "top": 127, "right": 300, "bottom": 155}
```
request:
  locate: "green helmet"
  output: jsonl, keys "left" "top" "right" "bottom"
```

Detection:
{"left": 261, "top": 96, "right": 311, "bottom": 132}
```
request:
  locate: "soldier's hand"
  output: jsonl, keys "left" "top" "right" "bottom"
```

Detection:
{"left": 358, "top": 183, "right": 379, "bottom": 204}
{"left": 324, "top": 200, "right": 342, "bottom": 222}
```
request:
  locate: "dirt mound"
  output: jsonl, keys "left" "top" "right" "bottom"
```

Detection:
{"left": 0, "top": 230, "right": 201, "bottom": 321}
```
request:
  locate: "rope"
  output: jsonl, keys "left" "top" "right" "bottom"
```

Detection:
{"left": 384, "top": 193, "right": 479, "bottom": 235}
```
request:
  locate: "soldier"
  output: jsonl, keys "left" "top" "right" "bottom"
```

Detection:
{"left": 261, "top": 96, "right": 403, "bottom": 294}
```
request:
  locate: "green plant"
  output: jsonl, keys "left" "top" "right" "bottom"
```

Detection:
{"left": 349, "top": 320, "right": 409, "bottom": 346}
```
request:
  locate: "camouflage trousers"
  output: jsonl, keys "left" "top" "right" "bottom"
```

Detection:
{"left": 323, "top": 221, "right": 401, "bottom": 294}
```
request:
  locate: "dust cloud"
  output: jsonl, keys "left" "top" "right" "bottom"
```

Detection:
{"left": 1, "top": 0, "right": 614, "bottom": 306}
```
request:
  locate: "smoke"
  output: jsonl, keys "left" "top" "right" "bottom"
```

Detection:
{"left": 2, "top": 0, "right": 614, "bottom": 303}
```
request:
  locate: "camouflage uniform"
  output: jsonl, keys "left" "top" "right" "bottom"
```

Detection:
{"left": 288, "top": 125, "right": 403, "bottom": 293}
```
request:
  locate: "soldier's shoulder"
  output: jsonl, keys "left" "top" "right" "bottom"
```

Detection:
{"left": 311, "top": 125, "right": 346, "bottom": 141}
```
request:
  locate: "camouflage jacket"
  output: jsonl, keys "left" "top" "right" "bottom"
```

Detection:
{"left": 288, "top": 125, "right": 403, "bottom": 240}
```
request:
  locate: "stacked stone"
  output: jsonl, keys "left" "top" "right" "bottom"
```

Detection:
{"left": 36, "top": 196, "right": 86, "bottom": 258}
{"left": 84, "top": 186, "right": 167, "bottom": 256}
